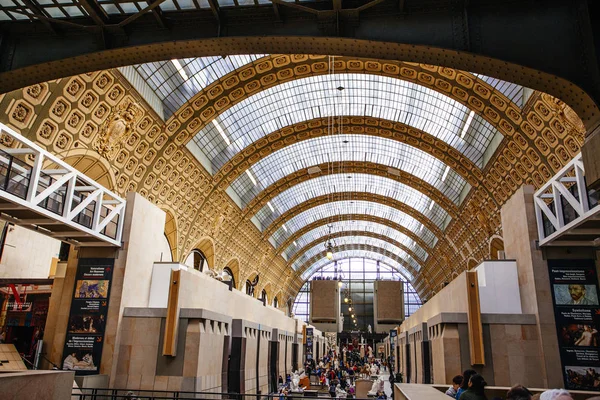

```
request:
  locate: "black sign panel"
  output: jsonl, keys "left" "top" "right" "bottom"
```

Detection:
{"left": 548, "top": 259, "right": 600, "bottom": 391}
{"left": 61, "top": 258, "right": 114, "bottom": 375}
{"left": 389, "top": 329, "right": 397, "bottom": 367}
{"left": 305, "top": 328, "right": 314, "bottom": 362}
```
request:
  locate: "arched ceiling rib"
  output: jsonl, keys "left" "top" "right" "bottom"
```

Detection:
{"left": 229, "top": 134, "right": 466, "bottom": 209}
{"left": 134, "top": 56, "right": 524, "bottom": 122}
{"left": 239, "top": 161, "right": 459, "bottom": 221}
{"left": 283, "top": 222, "right": 429, "bottom": 263}
{"left": 253, "top": 173, "right": 450, "bottom": 232}
{"left": 188, "top": 74, "right": 503, "bottom": 176}
{"left": 267, "top": 199, "right": 439, "bottom": 250}
{"left": 289, "top": 235, "right": 423, "bottom": 275}
{"left": 133, "top": 55, "right": 265, "bottom": 118}
{"left": 277, "top": 215, "right": 433, "bottom": 261}
{"left": 298, "top": 246, "right": 415, "bottom": 282}
{"left": 288, "top": 230, "right": 427, "bottom": 269}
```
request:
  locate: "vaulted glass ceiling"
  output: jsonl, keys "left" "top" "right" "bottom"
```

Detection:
{"left": 189, "top": 73, "right": 503, "bottom": 174}
{"left": 270, "top": 200, "right": 438, "bottom": 250}
{"left": 254, "top": 173, "right": 449, "bottom": 231}
{"left": 300, "top": 250, "right": 414, "bottom": 281}
{"left": 112, "top": 53, "right": 526, "bottom": 281}
{"left": 133, "top": 55, "right": 265, "bottom": 118}
{"left": 229, "top": 134, "right": 466, "bottom": 208}
{"left": 282, "top": 220, "right": 429, "bottom": 263}
{"left": 290, "top": 235, "right": 422, "bottom": 273}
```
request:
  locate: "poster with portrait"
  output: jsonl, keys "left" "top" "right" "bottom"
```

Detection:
{"left": 61, "top": 258, "right": 114, "bottom": 375}
{"left": 549, "top": 259, "right": 600, "bottom": 391}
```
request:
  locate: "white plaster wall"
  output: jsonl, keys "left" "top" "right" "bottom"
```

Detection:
{"left": 157, "top": 234, "right": 173, "bottom": 263}
{"left": 176, "top": 267, "right": 299, "bottom": 333}
{"left": 120, "top": 193, "right": 167, "bottom": 309}
{"left": 400, "top": 272, "right": 468, "bottom": 333}
{"left": 475, "top": 260, "right": 522, "bottom": 314}
{"left": 0, "top": 225, "right": 60, "bottom": 279}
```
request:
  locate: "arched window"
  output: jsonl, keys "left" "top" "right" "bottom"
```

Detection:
{"left": 245, "top": 280, "right": 255, "bottom": 297}
{"left": 261, "top": 289, "right": 268, "bottom": 304}
{"left": 223, "top": 267, "right": 236, "bottom": 289}
{"left": 273, "top": 297, "right": 278, "bottom": 308}
{"left": 185, "top": 249, "right": 207, "bottom": 272}
{"left": 245, "top": 274, "right": 259, "bottom": 297}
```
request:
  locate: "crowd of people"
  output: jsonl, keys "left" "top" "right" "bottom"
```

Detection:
{"left": 445, "top": 369, "right": 600, "bottom": 400}
{"left": 278, "top": 349, "right": 392, "bottom": 399}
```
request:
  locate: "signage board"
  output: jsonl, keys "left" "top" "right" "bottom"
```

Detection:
{"left": 61, "top": 258, "right": 114, "bottom": 375}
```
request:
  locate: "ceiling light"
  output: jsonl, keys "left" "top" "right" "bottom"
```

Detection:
{"left": 282, "top": 224, "right": 288, "bottom": 232}
{"left": 351, "top": 314, "right": 355, "bottom": 318}
{"left": 245, "top": 169, "right": 257, "bottom": 186}
{"left": 267, "top": 201, "right": 275, "bottom": 212}
{"left": 326, "top": 242, "right": 334, "bottom": 260}
{"left": 348, "top": 306, "right": 352, "bottom": 311}
{"left": 429, "top": 199, "right": 435, "bottom": 210}
{"left": 338, "top": 281, "right": 343, "bottom": 287}
{"left": 460, "top": 110, "right": 475, "bottom": 139}
{"left": 212, "top": 120, "right": 231, "bottom": 146}
{"left": 171, "top": 59, "right": 188, "bottom": 80}
{"left": 441, "top": 166, "right": 450, "bottom": 182}
{"left": 344, "top": 297, "right": 348, "bottom": 303}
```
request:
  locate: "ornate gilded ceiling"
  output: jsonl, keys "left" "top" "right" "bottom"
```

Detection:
{"left": 0, "top": 53, "right": 587, "bottom": 306}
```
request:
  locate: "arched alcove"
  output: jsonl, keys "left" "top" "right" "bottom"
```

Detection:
{"left": 489, "top": 236, "right": 505, "bottom": 260}
{"left": 185, "top": 237, "right": 215, "bottom": 271}
{"left": 162, "top": 208, "right": 178, "bottom": 262}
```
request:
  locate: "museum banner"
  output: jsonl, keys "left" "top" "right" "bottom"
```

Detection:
{"left": 305, "top": 327, "right": 313, "bottom": 363}
{"left": 61, "top": 258, "right": 114, "bottom": 375}
{"left": 548, "top": 259, "right": 600, "bottom": 391}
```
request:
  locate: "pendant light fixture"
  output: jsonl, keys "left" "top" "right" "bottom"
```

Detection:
{"left": 325, "top": 224, "right": 335, "bottom": 260}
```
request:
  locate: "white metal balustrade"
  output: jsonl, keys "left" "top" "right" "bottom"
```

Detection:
{"left": 0, "top": 122, "right": 125, "bottom": 247}
{"left": 534, "top": 153, "right": 600, "bottom": 247}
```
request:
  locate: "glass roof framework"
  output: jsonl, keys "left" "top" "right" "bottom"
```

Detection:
{"left": 291, "top": 235, "right": 422, "bottom": 272}
{"left": 190, "top": 74, "right": 503, "bottom": 175}
{"left": 229, "top": 134, "right": 466, "bottom": 208}
{"left": 300, "top": 250, "right": 414, "bottom": 281}
{"left": 293, "top": 258, "right": 423, "bottom": 327}
{"left": 282, "top": 220, "right": 429, "bottom": 262}
{"left": 270, "top": 200, "right": 438, "bottom": 250}
{"left": 254, "top": 173, "right": 450, "bottom": 230}
{"left": 134, "top": 55, "right": 265, "bottom": 119}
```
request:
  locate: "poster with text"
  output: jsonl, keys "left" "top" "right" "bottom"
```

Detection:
{"left": 549, "top": 259, "right": 600, "bottom": 391}
{"left": 61, "top": 258, "right": 114, "bottom": 375}
{"left": 305, "top": 328, "right": 313, "bottom": 362}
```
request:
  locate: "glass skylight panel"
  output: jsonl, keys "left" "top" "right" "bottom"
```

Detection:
{"left": 300, "top": 250, "right": 414, "bottom": 281}
{"left": 291, "top": 236, "right": 422, "bottom": 273}
{"left": 254, "top": 173, "right": 450, "bottom": 231}
{"left": 192, "top": 74, "right": 501, "bottom": 174}
{"left": 270, "top": 200, "right": 437, "bottom": 249}
{"left": 282, "top": 220, "right": 429, "bottom": 262}
{"left": 133, "top": 54, "right": 265, "bottom": 119}
{"left": 474, "top": 73, "right": 524, "bottom": 107}
{"left": 229, "top": 134, "right": 466, "bottom": 207}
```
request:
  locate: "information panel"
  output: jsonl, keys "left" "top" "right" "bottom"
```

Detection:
{"left": 389, "top": 329, "right": 397, "bottom": 372}
{"left": 61, "top": 258, "right": 114, "bottom": 375}
{"left": 305, "top": 327, "right": 314, "bottom": 362}
{"left": 548, "top": 259, "right": 600, "bottom": 391}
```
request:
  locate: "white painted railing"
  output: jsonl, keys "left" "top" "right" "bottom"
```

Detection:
{"left": 0, "top": 122, "right": 125, "bottom": 247}
{"left": 534, "top": 153, "right": 600, "bottom": 246}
